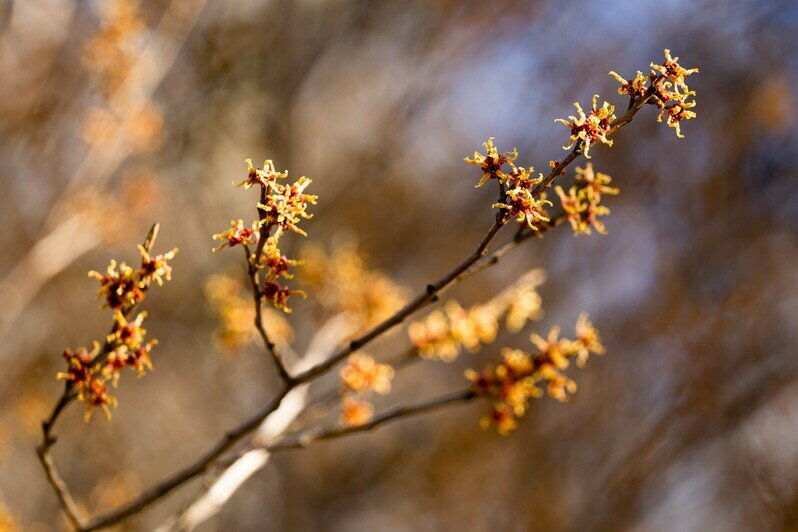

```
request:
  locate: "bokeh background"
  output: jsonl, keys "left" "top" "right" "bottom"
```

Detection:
{"left": 1, "top": 0, "right": 797, "bottom": 530}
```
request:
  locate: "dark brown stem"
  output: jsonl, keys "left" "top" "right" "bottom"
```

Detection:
{"left": 38, "top": 223, "right": 161, "bottom": 531}
{"left": 36, "top": 445, "right": 85, "bottom": 530}
{"left": 292, "top": 216, "right": 507, "bottom": 385}
{"left": 82, "top": 387, "right": 290, "bottom": 531}
{"left": 242, "top": 243, "right": 292, "bottom": 383}
{"left": 286, "top": 345, "right": 423, "bottom": 435}
{"left": 220, "top": 389, "right": 478, "bottom": 464}
{"left": 532, "top": 75, "right": 664, "bottom": 199}
{"left": 455, "top": 212, "right": 567, "bottom": 285}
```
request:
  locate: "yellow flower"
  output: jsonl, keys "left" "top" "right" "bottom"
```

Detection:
{"left": 57, "top": 343, "right": 101, "bottom": 394}
{"left": 555, "top": 94, "right": 616, "bottom": 158}
{"left": 89, "top": 259, "right": 143, "bottom": 310}
{"left": 556, "top": 185, "right": 612, "bottom": 235}
{"left": 340, "top": 353, "right": 395, "bottom": 396}
{"left": 204, "top": 275, "right": 293, "bottom": 352}
{"left": 466, "top": 315, "right": 599, "bottom": 433}
{"left": 504, "top": 277, "right": 544, "bottom": 332}
{"left": 465, "top": 137, "right": 518, "bottom": 187}
{"left": 650, "top": 49, "right": 699, "bottom": 93}
{"left": 257, "top": 176, "right": 317, "bottom": 236}
{"left": 573, "top": 312, "right": 605, "bottom": 367}
{"left": 609, "top": 70, "right": 649, "bottom": 99}
{"left": 262, "top": 281, "right": 306, "bottom": 313}
{"left": 530, "top": 325, "right": 570, "bottom": 370}
{"left": 340, "top": 395, "right": 374, "bottom": 427}
{"left": 212, "top": 219, "right": 259, "bottom": 252}
{"left": 107, "top": 311, "right": 148, "bottom": 350}
{"left": 657, "top": 99, "right": 697, "bottom": 138}
{"left": 258, "top": 235, "right": 301, "bottom": 279}
{"left": 82, "top": 375, "right": 118, "bottom": 421}
{"left": 138, "top": 245, "right": 178, "bottom": 286}
{"left": 410, "top": 269, "right": 545, "bottom": 361}
{"left": 538, "top": 365, "right": 577, "bottom": 402}
{"left": 409, "top": 308, "right": 461, "bottom": 362}
{"left": 236, "top": 159, "right": 288, "bottom": 190}
{"left": 299, "top": 241, "right": 409, "bottom": 333}
{"left": 493, "top": 188, "right": 552, "bottom": 230}
{"left": 574, "top": 163, "right": 619, "bottom": 200}
{"left": 483, "top": 404, "right": 518, "bottom": 436}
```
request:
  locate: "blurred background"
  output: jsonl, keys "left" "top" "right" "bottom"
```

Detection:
{"left": 1, "top": 0, "right": 797, "bottom": 530}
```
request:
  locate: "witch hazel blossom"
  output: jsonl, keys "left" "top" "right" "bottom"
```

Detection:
{"left": 461, "top": 50, "right": 698, "bottom": 434}
{"left": 466, "top": 315, "right": 605, "bottom": 434}
{"left": 213, "top": 159, "right": 315, "bottom": 313}
{"left": 57, "top": 227, "right": 177, "bottom": 421}
{"left": 555, "top": 94, "right": 617, "bottom": 159}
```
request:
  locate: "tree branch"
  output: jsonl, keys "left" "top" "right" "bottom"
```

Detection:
{"left": 221, "top": 389, "right": 479, "bottom": 464}
{"left": 40, "top": 72, "right": 667, "bottom": 532}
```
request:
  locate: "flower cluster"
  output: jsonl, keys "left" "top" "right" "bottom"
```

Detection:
{"left": 555, "top": 163, "right": 619, "bottom": 235}
{"left": 555, "top": 94, "right": 617, "bottom": 158}
{"left": 89, "top": 246, "right": 178, "bottom": 310}
{"left": 59, "top": 309, "right": 159, "bottom": 421}
{"left": 56, "top": 344, "right": 117, "bottom": 420}
{"left": 610, "top": 49, "right": 699, "bottom": 138}
{"left": 340, "top": 353, "right": 395, "bottom": 395}
{"left": 337, "top": 355, "right": 393, "bottom": 427}
{"left": 236, "top": 159, "right": 316, "bottom": 236}
{"left": 58, "top": 239, "right": 177, "bottom": 420}
{"left": 466, "top": 313, "right": 604, "bottom": 434}
{"left": 215, "top": 159, "right": 316, "bottom": 313}
{"left": 338, "top": 353, "right": 395, "bottom": 427}
{"left": 409, "top": 270, "right": 545, "bottom": 362}
{"left": 493, "top": 178, "right": 553, "bottom": 231}
{"left": 464, "top": 137, "right": 519, "bottom": 188}
{"left": 340, "top": 395, "right": 374, "bottom": 428}
{"left": 466, "top": 140, "right": 554, "bottom": 231}
{"left": 299, "top": 241, "right": 409, "bottom": 333}
{"left": 608, "top": 70, "right": 648, "bottom": 99}
{"left": 204, "top": 275, "right": 293, "bottom": 352}
{"left": 650, "top": 49, "right": 700, "bottom": 93}
{"left": 212, "top": 220, "right": 259, "bottom": 252}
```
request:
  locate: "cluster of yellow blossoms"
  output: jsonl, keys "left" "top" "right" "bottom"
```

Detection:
{"left": 554, "top": 49, "right": 699, "bottom": 161}
{"left": 213, "top": 159, "right": 316, "bottom": 313}
{"left": 339, "top": 353, "right": 395, "bottom": 426}
{"left": 611, "top": 49, "right": 699, "bottom": 138}
{"left": 57, "top": 243, "right": 178, "bottom": 420}
{"left": 465, "top": 138, "right": 553, "bottom": 231}
{"left": 555, "top": 163, "right": 619, "bottom": 235}
{"left": 466, "top": 314, "right": 604, "bottom": 434}
{"left": 409, "top": 270, "right": 545, "bottom": 362}
{"left": 555, "top": 94, "right": 617, "bottom": 158}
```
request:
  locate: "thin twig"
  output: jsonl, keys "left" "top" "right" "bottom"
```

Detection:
{"left": 36, "top": 446, "right": 85, "bottom": 530}
{"left": 455, "top": 212, "right": 567, "bottom": 285}
{"left": 81, "top": 388, "right": 290, "bottom": 531}
{"left": 291, "top": 216, "right": 508, "bottom": 385}
{"left": 220, "top": 389, "right": 478, "bottom": 465}
{"left": 242, "top": 243, "right": 292, "bottom": 383}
